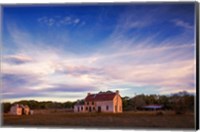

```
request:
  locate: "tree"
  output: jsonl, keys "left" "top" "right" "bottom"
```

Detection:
{"left": 63, "top": 101, "right": 73, "bottom": 108}
{"left": 170, "top": 91, "right": 194, "bottom": 114}
{"left": 13, "top": 100, "right": 40, "bottom": 109}
{"left": 2, "top": 102, "right": 12, "bottom": 113}
{"left": 158, "top": 95, "right": 172, "bottom": 110}
{"left": 132, "top": 94, "right": 146, "bottom": 110}
{"left": 122, "top": 96, "right": 131, "bottom": 111}
{"left": 183, "top": 94, "right": 194, "bottom": 111}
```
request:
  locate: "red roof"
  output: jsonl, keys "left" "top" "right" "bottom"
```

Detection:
{"left": 85, "top": 91, "right": 117, "bottom": 102}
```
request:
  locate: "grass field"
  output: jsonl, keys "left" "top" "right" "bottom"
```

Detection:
{"left": 2, "top": 110, "right": 195, "bottom": 129}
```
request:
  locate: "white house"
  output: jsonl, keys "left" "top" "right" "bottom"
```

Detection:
{"left": 74, "top": 90, "right": 123, "bottom": 113}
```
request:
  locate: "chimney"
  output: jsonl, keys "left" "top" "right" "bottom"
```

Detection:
{"left": 116, "top": 90, "right": 119, "bottom": 95}
{"left": 87, "top": 92, "right": 91, "bottom": 96}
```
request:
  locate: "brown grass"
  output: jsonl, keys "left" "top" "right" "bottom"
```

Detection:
{"left": 2, "top": 110, "right": 195, "bottom": 129}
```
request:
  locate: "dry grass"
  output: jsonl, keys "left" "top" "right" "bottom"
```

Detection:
{"left": 2, "top": 110, "right": 195, "bottom": 129}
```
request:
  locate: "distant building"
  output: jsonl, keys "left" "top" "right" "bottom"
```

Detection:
{"left": 142, "top": 105, "right": 163, "bottom": 110}
{"left": 10, "top": 104, "right": 30, "bottom": 115}
{"left": 74, "top": 90, "right": 123, "bottom": 113}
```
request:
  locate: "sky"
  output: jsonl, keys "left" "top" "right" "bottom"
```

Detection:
{"left": 1, "top": 3, "right": 196, "bottom": 102}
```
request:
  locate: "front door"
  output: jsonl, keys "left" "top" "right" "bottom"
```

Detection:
{"left": 89, "top": 106, "right": 92, "bottom": 112}
{"left": 98, "top": 106, "right": 101, "bottom": 112}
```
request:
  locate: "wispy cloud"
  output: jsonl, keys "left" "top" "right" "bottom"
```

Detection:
{"left": 2, "top": 23, "right": 195, "bottom": 101}
{"left": 4, "top": 54, "right": 33, "bottom": 64}
{"left": 38, "top": 16, "right": 83, "bottom": 27}
{"left": 171, "top": 19, "right": 193, "bottom": 29}
{"left": 2, "top": 5, "right": 195, "bottom": 102}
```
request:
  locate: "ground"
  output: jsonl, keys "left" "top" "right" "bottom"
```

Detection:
{"left": 2, "top": 110, "right": 195, "bottom": 130}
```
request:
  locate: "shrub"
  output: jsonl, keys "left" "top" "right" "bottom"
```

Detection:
{"left": 156, "top": 111, "right": 164, "bottom": 116}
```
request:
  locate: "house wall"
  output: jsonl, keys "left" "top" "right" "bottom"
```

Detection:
{"left": 10, "top": 106, "right": 15, "bottom": 115}
{"left": 84, "top": 101, "right": 96, "bottom": 112}
{"left": 95, "top": 101, "right": 113, "bottom": 113}
{"left": 10, "top": 106, "right": 22, "bottom": 115}
{"left": 83, "top": 100, "right": 114, "bottom": 113}
{"left": 74, "top": 105, "right": 85, "bottom": 112}
{"left": 24, "top": 107, "right": 30, "bottom": 115}
{"left": 17, "top": 108, "right": 22, "bottom": 115}
{"left": 113, "top": 94, "right": 123, "bottom": 113}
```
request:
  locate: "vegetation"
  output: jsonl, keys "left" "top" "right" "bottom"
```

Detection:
{"left": 2, "top": 91, "right": 195, "bottom": 128}
{"left": 2, "top": 91, "right": 194, "bottom": 115}
{"left": 122, "top": 91, "right": 194, "bottom": 113}
{"left": 2, "top": 100, "right": 76, "bottom": 112}
{"left": 2, "top": 102, "right": 12, "bottom": 113}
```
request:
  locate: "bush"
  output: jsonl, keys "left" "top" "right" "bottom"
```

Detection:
{"left": 156, "top": 111, "right": 164, "bottom": 116}
{"left": 2, "top": 103, "right": 11, "bottom": 113}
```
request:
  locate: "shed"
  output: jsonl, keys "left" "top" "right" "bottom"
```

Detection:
{"left": 10, "top": 104, "right": 31, "bottom": 115}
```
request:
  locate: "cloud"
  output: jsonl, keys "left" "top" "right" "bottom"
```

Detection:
{"left": 87, "top": 12, "right": 195, "bottom": 95}
{"left": 2, "top": 72, "right": 96, "bottom": 100}
{"left": 2, "top": 8, "right": 196, "bottom": 102}
{"left": 74, "top": 18, "right": 80, "bottom": 24}
{"left": 43, "top": 84, "right": 95, "bottom": 92}
{"left": 171, "top": 19, "right": 193, "bottom": 29}
{"left": 38, "top": 16, "right": 55, "bottom": 26}
{"left": 3, "top": 24, "right": 195, "bottom": 100}
{"left": 2, "top": 73, "right": 43, "bottom": 94}
{"left": 4, "top": 54, "right": 32, "bottom": 64}
{"left": 58, "top": 65, "right": 104, "bottom": 76}
{"left": 2, "top": 26, "right": 102, "bottom": 99}
{"left": 38, "top": 16, "right": 82, "bottom": 27}
{"left": 3, "top": 92, "right": 44, "bottom": 99}
{"left": 109, "top": 6, "right": 168, "bottom": 37}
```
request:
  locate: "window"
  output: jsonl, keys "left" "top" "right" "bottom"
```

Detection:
{"left": 87, "top": 102, "right": 89, "bottom": 105}
{"left": 92, "top": 102, "right": 94, "bottom": 105}
{"left": 115, "top": 105, "right": 117, "bottom": 112}
{"left": 106, "top": 106, "right": 109, "bottom": 110}
{"left": 93, "top": 107, "right": 95, "bottom": 110}
{"left": 86, "top": 107, "right": 88, "bottom": 110}
{"left": 81, "top": 107, "right": 83, "bottom": 111}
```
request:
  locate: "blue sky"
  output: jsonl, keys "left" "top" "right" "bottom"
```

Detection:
{"left": 2, "top": 3, "right": 196, "bottom": 102}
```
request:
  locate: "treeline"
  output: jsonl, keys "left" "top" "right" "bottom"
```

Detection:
{"left": 2, "top": 91, "right": 194, "bottom": 114}
{"left": 122, "top": 91, "right": 194, "bottom": 114}
{"left": 2, "top": 100, "right": 77, "bottom": 113}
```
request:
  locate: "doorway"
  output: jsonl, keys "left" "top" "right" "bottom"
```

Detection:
{"left": 89, "top": 106, "right": 92, "bottom": 112}
{"left": 98, "top": 106, "right": 101, "bottom": 112}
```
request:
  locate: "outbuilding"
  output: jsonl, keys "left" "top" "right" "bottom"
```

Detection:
{"left": 10, "top": 104, "right": 30, "bottom": 115}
